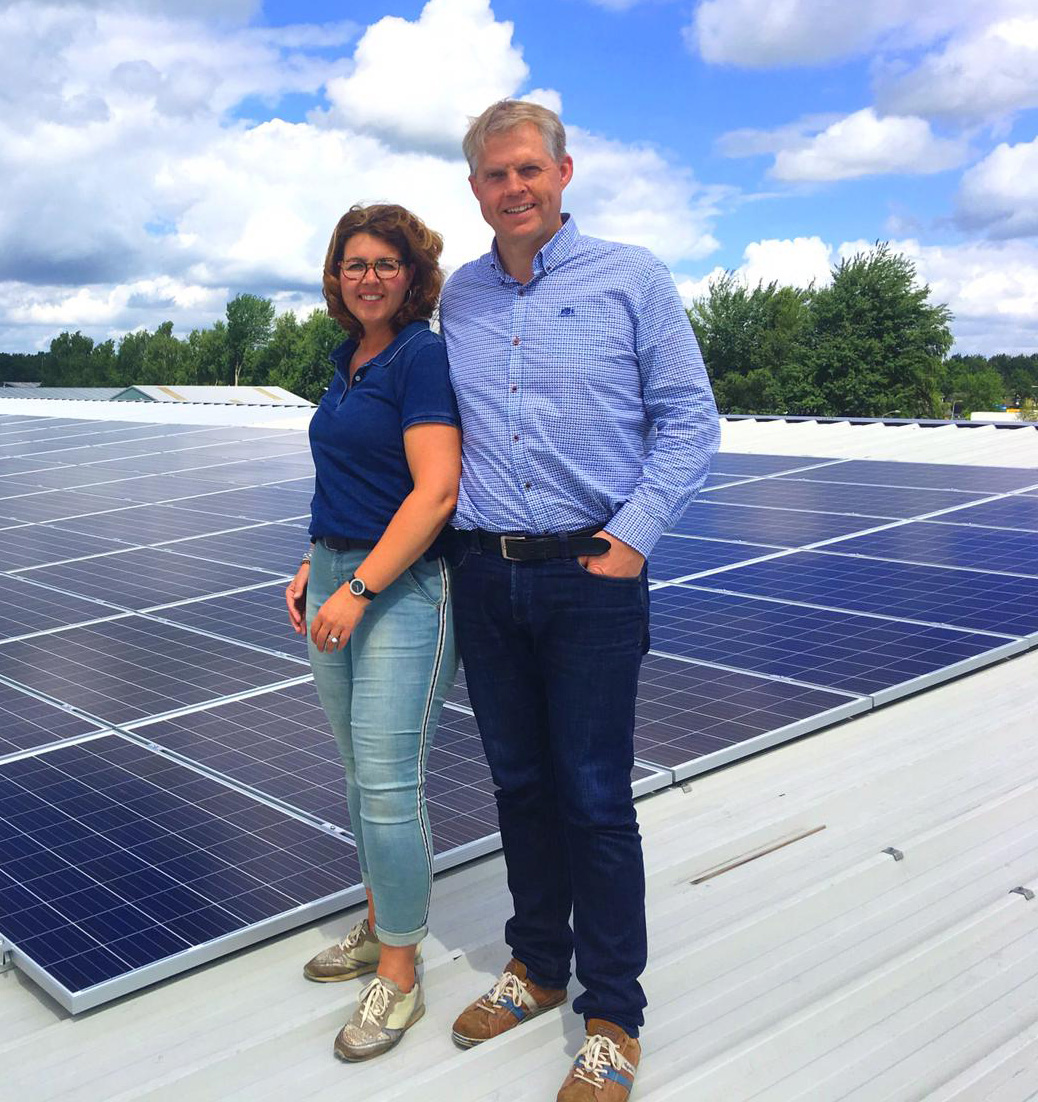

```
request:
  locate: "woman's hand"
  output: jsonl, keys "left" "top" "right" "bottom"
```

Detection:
{"left": 286, "top": 563, "right": 309, "bottom": 634}
{"left": 310, "top": 586, "right": 367, "bottom": 652}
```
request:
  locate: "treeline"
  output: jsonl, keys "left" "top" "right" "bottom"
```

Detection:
{"left": 688, "top": 244, "right": 1038, "bottom": 420}
{"left": 0, "top": 295, "right": 343, "bottom": 405}
{"left": 3, "top": 250, "right": 1036, "bottom": 420}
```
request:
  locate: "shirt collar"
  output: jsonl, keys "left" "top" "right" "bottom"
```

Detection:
{"left": 486, "top": 213, "right": 579, "bottom": 284}
{"left": 329, "top": 319, "right": 430, "bottom": 370}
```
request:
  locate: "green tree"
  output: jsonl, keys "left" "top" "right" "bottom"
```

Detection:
{"left": 185, "top": 321, "right": 229, "bottom": 385}
{"left": 44, "top": 330, "right": 95, "bottom": 386}
{"left": 226, "top": 293, "right": 275, "bottom": 386}
{"left": 939, "top": 355, "right": 1006, "bottom": 418}
{"left": 807, "top": 244, "right": 951, "bottom": 418}
{"left": 115, "top": 329, "right": 151, "bottom": 387}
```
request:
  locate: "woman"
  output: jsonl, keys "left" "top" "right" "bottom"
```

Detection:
{"left": 285, "top": 203, "right": 460, "bottom": 1062}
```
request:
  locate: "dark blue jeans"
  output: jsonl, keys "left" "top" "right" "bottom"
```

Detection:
{"left": 451, "top": 541, "right": 649, "bottom": 1036}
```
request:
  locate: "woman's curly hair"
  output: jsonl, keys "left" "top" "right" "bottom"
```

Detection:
{"left": 322, "top": 204, "right": 444, "bottom": 339}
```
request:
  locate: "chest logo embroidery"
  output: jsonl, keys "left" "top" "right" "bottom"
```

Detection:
{"left": 559, "top": 307, "right": 576, "bottom": 317}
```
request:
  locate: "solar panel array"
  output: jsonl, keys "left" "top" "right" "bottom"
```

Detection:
{"left": 1, "top": 411, "right": 1036, "bottom": 1013}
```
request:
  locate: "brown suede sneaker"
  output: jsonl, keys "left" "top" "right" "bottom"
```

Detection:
{"left": 556, "top": 1019, "right": 641, "bottom": 1101}
{"left": 451, "top": 958, "right": 567, "bottom": 1048}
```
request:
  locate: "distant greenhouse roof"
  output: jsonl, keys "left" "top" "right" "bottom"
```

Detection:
{"left": 0, "top": 387, "right": 125, "bottom": 401}
{"left": 0, "top": 384, "right": 313, "bottom": 407}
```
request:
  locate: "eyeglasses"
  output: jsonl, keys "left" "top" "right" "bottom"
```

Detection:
{"left": 340, "top": 257, "right": 405, "bottom": 280}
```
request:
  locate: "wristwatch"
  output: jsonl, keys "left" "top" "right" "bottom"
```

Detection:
{"left": 348, "top": 574, "right": 378, "bottom": 600}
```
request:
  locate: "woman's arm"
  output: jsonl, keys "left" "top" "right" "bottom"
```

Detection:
{"left": 308, "top": 422, "right": 461, "bottom": 652}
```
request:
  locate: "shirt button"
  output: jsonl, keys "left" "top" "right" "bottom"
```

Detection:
{"left": 512, "top": 434, "right": 519, "bottom": 442}
{"left": 512, "top": 336, "right": 520, "bottom": 346}
{"left": 510, "top": 385, "right": 518, "bottom": 393}
{"left": 518, "top": 289, "right": 525, "bottom": 296}
{"left": 524, "top": 482, "right": 532, "bottom": 490}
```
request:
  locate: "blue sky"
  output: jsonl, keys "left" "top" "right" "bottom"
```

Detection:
{"left": 1, "top": 0, "right": 1036, "bottom": 354}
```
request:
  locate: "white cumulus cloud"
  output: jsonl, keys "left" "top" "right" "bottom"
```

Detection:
{"left": 955, "top": 138, "right": 1038, "bottom": 239}
{"left": 770, "top": 109, "right": 967, "bottom": 182}
{"left": 320, "top": 0, "right": 534, "bottom": 155}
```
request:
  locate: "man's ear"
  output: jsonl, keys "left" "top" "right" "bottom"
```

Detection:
{"left": 468, "top": 174, "right": 480, "bottom": 199}
{"left": 559, "top": 155, "right": 574, "bottom": 190}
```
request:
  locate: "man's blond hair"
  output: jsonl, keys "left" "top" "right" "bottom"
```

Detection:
{"left": 463, "top": 100, "right": 567, "bottom": 174}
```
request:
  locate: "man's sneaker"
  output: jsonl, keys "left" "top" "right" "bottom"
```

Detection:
{"left": 333, "top": 974, "right": 425, "bottom": 1061}
{"left": 451, "top": 958, "right": 567, "bottom": 1048}
{"left": 557, "top": 1020, "right": 641, "bottom": 1101}
{"left": 303, "top": 918, "right": 381, "bottom": 982}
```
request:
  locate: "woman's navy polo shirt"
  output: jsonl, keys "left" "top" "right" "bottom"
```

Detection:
{"left": 308, "top": 320, "right": 459, "bottom": 543}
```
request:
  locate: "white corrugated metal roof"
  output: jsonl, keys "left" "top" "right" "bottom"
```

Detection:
{"left": 119, "top": 385, "right": 312, "bottom": 406}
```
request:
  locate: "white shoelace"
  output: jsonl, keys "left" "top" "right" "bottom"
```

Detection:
{"left": 573, "top": 1034, "right": 628, "bottom": 1088}
{"left": 338, "top": 921, "right": 367, "bottom": 952}
{"left": 357, "top": 977, "right": 393, "bottom": 1027}
{"left": 478, "top": 970, "right": 527, "bottom": 1013}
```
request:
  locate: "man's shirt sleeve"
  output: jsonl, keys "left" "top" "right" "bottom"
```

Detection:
{"left": 604, "top": 257, "right": 720, "bottom": 558}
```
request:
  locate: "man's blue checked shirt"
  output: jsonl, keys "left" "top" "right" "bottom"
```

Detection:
{"left": 440, "top": 216, "right": 720, "bottom": 558}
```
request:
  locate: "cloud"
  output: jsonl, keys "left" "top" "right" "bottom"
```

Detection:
{"left": 675, "top": 236, "right": 833, "bottom": 303}
{"left": 769, "top": 109, "right": 967, "bottom": 182}
{"left": 0, "top": 0, "right": 725, "bottom": 353}
{"left": 875, "top": 16, "right": 1038, "bottom": 123}
{"left": 689, "top": 0, "right": 917, "bottom": 68}
{"left": 320, "top": 0, "right": 533, "bottom": 155}
{"left": 955, "top": 138, "right": 1038, "bottom": 239}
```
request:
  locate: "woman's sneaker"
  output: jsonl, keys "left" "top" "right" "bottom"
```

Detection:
{"left": 303, "top": 918, "right": 381, "bottom": 982}
{"left": 333, "top": 974, "right": 425, "bottom": 1061}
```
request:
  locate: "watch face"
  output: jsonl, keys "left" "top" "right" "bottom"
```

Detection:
{"left": 349, "top": 577, "right": 365, "bottom": 596}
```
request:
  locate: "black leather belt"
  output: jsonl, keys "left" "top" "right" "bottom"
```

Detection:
{"left": 321, "top": 536, "right": 378, "bottom": 552}
{"left": 470, "top": 526, "right": 610, "bottom": 562}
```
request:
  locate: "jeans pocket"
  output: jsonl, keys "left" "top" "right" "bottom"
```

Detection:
{"left": 405, "top": 558, "right": 446, "bottom": 606}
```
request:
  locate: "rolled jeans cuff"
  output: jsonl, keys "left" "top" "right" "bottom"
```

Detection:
{"left": 375, "top": 921, "right": 427, "bottom": 948}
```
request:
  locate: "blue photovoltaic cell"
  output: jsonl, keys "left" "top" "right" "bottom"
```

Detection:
{"left": 0, "top": 523, "right": 127, "bottom": 571}
{"left": 822, "top": 521, "right": 1038, "bottom": 577}
{"left": 0, "top": 489, "right": 122, "bottom": 525}
{"left": 648, "top": 535, "right": 783, "bottom": 581}
{"left": 932, "top": 495, "right": 1038, "bottom": 533}
{"left": 0, "top": 737, "right": 361, "bottom": 997}
{"left": 57, "top": 471, "right": 237, "bottom": 503}
{"left": 692, "top": 552, "right": 1038, "bottom": 636}
{"left": 46, "top": 503, "right": 253, "bottom": 545}
{"left": 709, "top": 453, "right": 833, "bottom": 476}
{"left": 784, "top": 459, "right": 1038, "bottom": 494}
{"left": 164, "top": 522, "right": 308, "bottom": 575}
{"left": 147, "top": 583, "right": 306, "bottom": 656}
{"left": 168, "top": 486, "right": 313, "bottom": 523}
{"left": 671, "top": 501, "right": 879, "bottom": 546}
{"left": 648, "top": 586, "right": 1006, "bottom": 696}
{"left": 0, "top": 616, "right": 306, "bottom": 725}
{"left": 0, "top": 682, "right": 103, "bottom": 759}
{"left": 632, "top": 652, "right": 855, "bottom": 770}
{"left": 0, "top": 574, "right": 121, "bottom": 640}
{"left": 14, "top": 547, "right": 282, "bottom": 611}
{"left": 704, "top": 478, "right": 985, "bottom": 518}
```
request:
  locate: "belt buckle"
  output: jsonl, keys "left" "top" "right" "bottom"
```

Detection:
{"left": 499, "top": 535, "right": 523, "bottom": 561}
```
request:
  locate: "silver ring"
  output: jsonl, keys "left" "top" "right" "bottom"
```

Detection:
{"left": 329, "top": 635, "right": 339, "bottom": 644}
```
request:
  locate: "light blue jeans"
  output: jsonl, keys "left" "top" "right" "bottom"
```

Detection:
{"left": 306, "top": 541, "right": 456, "bottom": 946}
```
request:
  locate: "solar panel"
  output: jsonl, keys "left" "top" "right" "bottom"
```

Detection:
{"left": 703, "top": 478, "right": 986, "bottom": 518}
{"left": 0, "top": 574, "right": 123, "bottom": 639}
{"left": 163, "top": 522, "right": 309, "bottom": 574}
{"left": 44, "top": 504, "right": 257, "bottom": 545}
{"left": 146, "top": 583, "right": 307, "bottom": 657}
{"left": 0, "top": 524, "right": 128, "bottom": 571}
{"left": 648, "top": 585, "right": 1020, "bottom": 699}
{"left": 930, "top": 495, "right": 1038, "bottom": 533}
{"left": 0, "top": 736, "right": 363, "bottom": 1012}
{"left": 671, "top": 500, "right": 880, "bottom": 545}
{"left": 0, "top": 489, "right": 124, "bottom": 524}
{"left": 0, "top": 616, "right": 308, "bottom": 726}
{"left": 782, "top": 459, "right": 1038, "bottom": 494}
{"left": 13, "top": 547, "right": 283, "bottom": 611}
{"left": 822, "top": 521, "right": 1038, "bottom": 577}
{"left": 690, "top": 551, "right": 1038, "bottom": 636}
{"left": 632, "top": 653, "right": 867, "bottom": 779}
{"left": 648, "top": 535, "right": 782, "bottom": 582}
{"left": 710, "top": 453, "right": 836, "bottom": 476}
{"left": 168, "top": 485, "right": 312, "bottom": 522}
{"left": 0, "top": 681, "right": 104, "bottom": 759}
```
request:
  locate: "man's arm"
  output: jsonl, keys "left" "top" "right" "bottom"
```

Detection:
{"left": 602, "top": 256, "right": 720, "bottom": 563}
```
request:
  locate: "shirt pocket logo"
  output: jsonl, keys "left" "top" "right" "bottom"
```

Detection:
{"left": 559, "top": 307, "right": 576, "bottom": 317}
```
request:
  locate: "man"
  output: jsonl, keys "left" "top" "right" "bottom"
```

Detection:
{"left": 440, "top": 99, "right": 719, "bottom": 1100}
